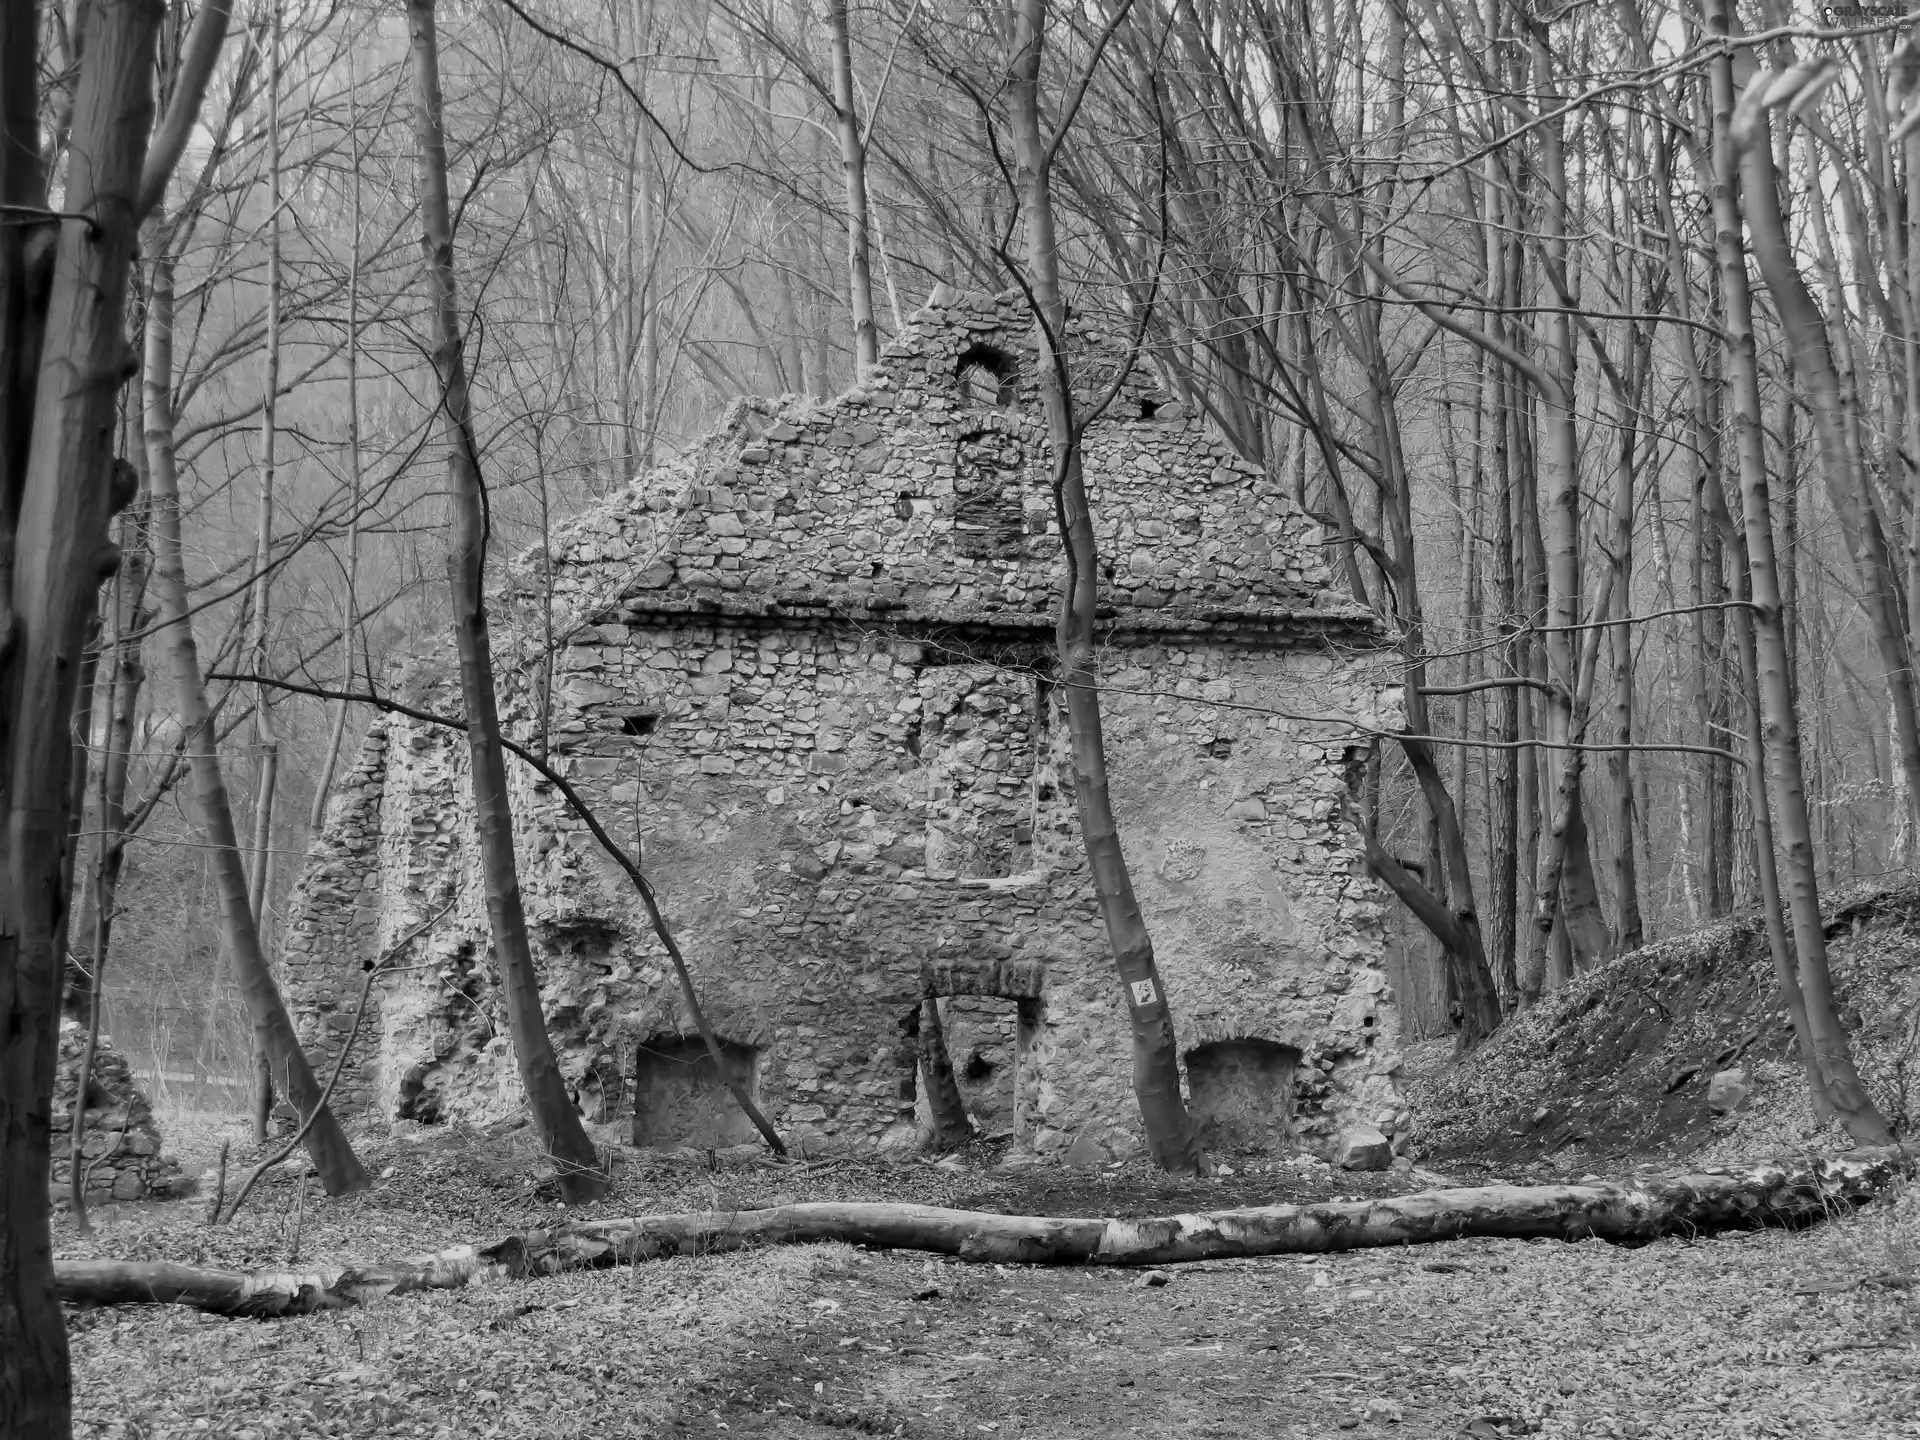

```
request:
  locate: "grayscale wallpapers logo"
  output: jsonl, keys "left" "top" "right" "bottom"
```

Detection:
{"left": 1821, "top": 3, "right": 1910, "bottom": 20}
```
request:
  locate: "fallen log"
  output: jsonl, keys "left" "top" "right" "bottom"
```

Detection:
{"left": 56, "top": 1145, "right": 1913, "bottom": 1317}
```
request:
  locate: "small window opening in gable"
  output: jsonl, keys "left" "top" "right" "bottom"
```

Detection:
{"left": 956, "top": 343, "right": 1018, "bottom": 407}
{"left": 619, "top": 712, "right": 660, "bottom": 738}
{"left": 1138, "top": 397, "right": 1160, "bottom": 421}
{"left": 894, "top": 491, "right": 916, "bottom": 521}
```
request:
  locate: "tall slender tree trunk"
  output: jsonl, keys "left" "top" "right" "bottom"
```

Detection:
{"left": 826, "top": 0, "right": 878, "bottom": 372}
{"left": 1605, "top": 329, "right": 1646, "bottom": 956}
{"left": 1711, "top": 19, "right": 1891, "bottom": 1144}
{"left": 145, "top": 246, "right": 371, "bottom": 1196}
{"left": 309, "top": 53, "right": 366, "bottom": 836}
{"left": 1731, "top": 83, "right": 1920, "bottom": 851}
{"left": 69, "top": 503, "right": 151, "bottom": 1237}
{"left": 1008, "top": 0, "right": 1200, "bottom": 1173}
{"left": 1522, "top": 16, "right": 1609, "bottom": 988}
{"left": 247, "top": 0, "right": 284, "bottom": 1143}
{"left": 1489, "top": 337, "right": 1521, "bottom": 1003}
{"left": 407, "top": 0, "right": 610, "bottom": 1201}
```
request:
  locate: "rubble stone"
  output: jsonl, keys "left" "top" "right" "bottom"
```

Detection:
{"left": 1336, "top": 1123, "right": 1394, "bottom": 1171}
{"left": 48, "top": 1020, "right": 181, "bottom": 1205}
{"left": 1707, "top": 1069, "right": 1752, "bottom": 1115}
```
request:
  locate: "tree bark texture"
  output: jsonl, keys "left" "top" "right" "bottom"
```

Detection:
{"left": 1, "top": 0, "right": 164, "bottom": 1429}
{"left": 826, "top": 0, "right": 878, "bottom": 372}
{"left": 53, "top": 1147, "right": 1916, "bottom": 1318}
{"left": 407, "top": 0, "right": 608, "bottom": 1202}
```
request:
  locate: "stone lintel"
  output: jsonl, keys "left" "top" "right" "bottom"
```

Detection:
{"left": 920, "top": 956, "right": 1047, "bottom": 1000}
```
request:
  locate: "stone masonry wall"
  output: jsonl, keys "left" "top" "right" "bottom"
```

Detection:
{"left": 283, "top": 723, "right": 392, "bottom": 1114}
{"left": 282, "top": 289, "right": 1409, "bottom": 1163}
{"left": 49, "top": 1021, "right": 180, "bottom": 1206}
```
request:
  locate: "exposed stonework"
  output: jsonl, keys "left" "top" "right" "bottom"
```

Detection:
{"left": 49, "top": 1021, "right": 181, "bottom": 1205}
{"left": 285, "top": 289, "right": 1409, "bottom": 1163}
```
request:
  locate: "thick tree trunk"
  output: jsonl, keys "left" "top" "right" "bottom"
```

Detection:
{"left": 1356, "top": 753, "right": 1502, "bottom": 1047}
{"left": 917, "top": 998, "right": 974, "bottom": 1151}
{"left": 144, "top": 250, "right": 370, "bottom": 1198}
{"left": 407, "top": 0, "right": 608, "bottom": 1203}
{"left": 54, "top": 1148, "right": 1916, "bottom": 1317}
{"left": 1558, "top": 794, "right": 1611, "bottom": 968}
{"left": 0, "top": 0, "right": 166, "bottom": 1425}
{"left": 1713, "top": 24, "right": 1893, "bottom": 1145}
{"left": 3, "top": 0, "right": 230, "bottom": 1421}
{"left": 1008, "top": 0, "right": 1200, "bottom": 1173}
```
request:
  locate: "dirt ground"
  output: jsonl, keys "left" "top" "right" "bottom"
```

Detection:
{"left": 54, "top": 1121, "right": 1920, "bottom": 1440}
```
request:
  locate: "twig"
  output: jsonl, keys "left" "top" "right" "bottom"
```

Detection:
{"left": 288, "top": 1168, "right": 308, "bottom": 1264}
{"left": 205, "top": 1139, "right": 229, "bottom": 1226}
{"left": 79, "top": 1128, "right": 127, "bottom": 1201}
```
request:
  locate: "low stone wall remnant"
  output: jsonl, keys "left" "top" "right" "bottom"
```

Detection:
{"left": 50, "top": 1020, "right": 181, "bottom": 1205}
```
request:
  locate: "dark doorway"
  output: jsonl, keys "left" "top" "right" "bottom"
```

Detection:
{"left": 631, "top": 1036, "right": 760, "bottom": 1148}
{"left": 937, "top": 995, "right": 1031, "bottom": 1140}
{"left": 1185, "top": 1038, "right": 1300, "bottom": 1152}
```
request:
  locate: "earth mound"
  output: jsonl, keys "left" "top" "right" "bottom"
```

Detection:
{"left": 1406, "top": 876, "right": 1920, "bottom": 1168}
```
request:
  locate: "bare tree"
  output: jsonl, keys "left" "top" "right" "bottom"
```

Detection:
{"left": 827, "top": 0, "right": 879, "bottom": 370}
{"left": 144, "top": 240, "right": 373, "bottom": 1195}
{"left": 0, "top": 0, "right": 231, "bottom": 1426}
{"left": 1007, "top": 0, "right": 1201, "bottom": 1174}
{"left": 1714, "top": 24, "right": 1892, "bottom": 1144}
{"left": 407, "top": 0, "right": 609, "bottom": 1203}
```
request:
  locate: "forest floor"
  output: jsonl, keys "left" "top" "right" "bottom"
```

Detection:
{"left": 56, "top": 1119, "right": 1920, "bottom": 1440}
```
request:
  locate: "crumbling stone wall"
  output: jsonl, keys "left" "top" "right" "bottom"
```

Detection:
{"left": 283, "top": 724, "right": 391, "bottom": 1115}
{"left": 50, "top": 1021, "right": 179, "bottom": 1205}
{"left": 283, "top": 289, "right": 1410, "bottom": 1163}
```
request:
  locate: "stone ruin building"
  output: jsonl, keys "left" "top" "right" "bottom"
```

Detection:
{"left": 283, "top": 289, "right": 1410, "bottom": 1165}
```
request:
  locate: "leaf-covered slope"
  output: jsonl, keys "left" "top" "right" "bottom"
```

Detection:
{"left": 1408, "top": 877, "right": 1920, "bottom": 1164}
